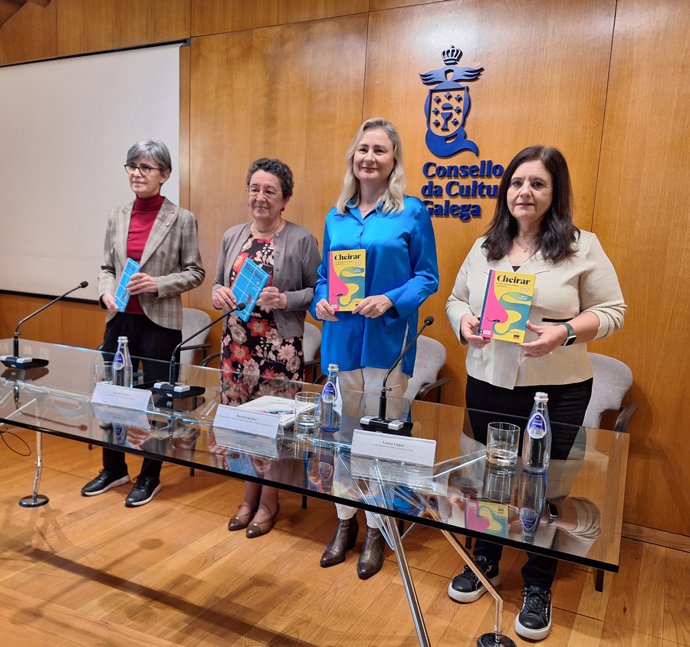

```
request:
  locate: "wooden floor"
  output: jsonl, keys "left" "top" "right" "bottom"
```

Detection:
{"left": 1, "top": 431, "right": 688, "bottom": 647}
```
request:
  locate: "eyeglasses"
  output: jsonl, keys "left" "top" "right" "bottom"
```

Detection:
{"left": 124, "top": 163, "right": 163, "bottom": 176}
{"left": 248, "top": 185, "right": 280, "bottom": 199}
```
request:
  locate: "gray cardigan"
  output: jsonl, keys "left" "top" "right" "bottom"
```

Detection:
{"left": 212, "top": 220, "right": 320, "bottom": 339}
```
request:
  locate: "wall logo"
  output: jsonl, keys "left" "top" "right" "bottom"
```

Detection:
{"left": 420, "top": 45, "right": 483, "bottom": 157}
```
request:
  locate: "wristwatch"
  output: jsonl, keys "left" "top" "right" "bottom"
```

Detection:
{"left": 560, "top": 322, "right": 576, "bottom": 346}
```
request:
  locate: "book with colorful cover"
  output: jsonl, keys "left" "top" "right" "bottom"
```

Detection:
{"left": 478, "top": 270, "right": 536, "bottom": 343}
{"left": 328, "top": 249, "right": 366, "bottom": 311}
{"left": 113, "top": 257, "right": 141, "bottom": 311}
{"left": 465, "top": 499, "right": 509, "bottom": 537}
{"left": 231, "top": 257, "right": 270, "bottom": 322}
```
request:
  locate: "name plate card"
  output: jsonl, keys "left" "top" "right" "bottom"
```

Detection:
{"left": 351, "top": 428, "right": 436, "bottom": 467}
{"left": 213, "top": 403, "right": 280, "bottom": 439}
{"left": 91, "top": 383, "right": 152, "bottom": 411}
{"left": 91, "top": 403, "right": 151, "bottom": 429}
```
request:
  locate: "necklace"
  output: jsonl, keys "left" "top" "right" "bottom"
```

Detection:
{"left": 514, "top": 237, "right": 536, "bottom": 254}
{"left": 252, "top": 218, "right": 283, "bottom": 238}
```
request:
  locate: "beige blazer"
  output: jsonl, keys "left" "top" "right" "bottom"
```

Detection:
{"left": 98, "top": 198, "right": 205, "bottom": 330}
{"left": 446, "top": 230, "right": 626, "bottom": 389}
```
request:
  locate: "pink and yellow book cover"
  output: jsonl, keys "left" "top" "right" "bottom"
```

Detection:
{"left": 328, "top": 249, "right": 366, "bottom": 312}
{"left": 478, "top": 270, "right": 536, "bottom": 343}
{"left": 465, "top": 499, "right": 509, "bottom": 537}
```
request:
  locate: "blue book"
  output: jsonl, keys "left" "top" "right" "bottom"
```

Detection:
{"left": 231, "top": 257, "right": 270, "bottom": 322}
{"left": 113, "top": 258, "right": 141, "bottom": 311}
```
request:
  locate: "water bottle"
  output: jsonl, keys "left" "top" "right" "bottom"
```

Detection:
{"left": 320, "top": 363, "right": 342, "bottom": 432}
{"left": 112, "top": 336, "right": 133, "bottom": 387}
{"left": 518, "top": 469, "right": 546, "bottom": 543}
{"left": 522, "top": 391, "right": 552, "bottom": 472}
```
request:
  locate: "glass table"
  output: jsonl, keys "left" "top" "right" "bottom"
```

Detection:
{"left": 0, "top": 339, "right": 629, "bottom": 647}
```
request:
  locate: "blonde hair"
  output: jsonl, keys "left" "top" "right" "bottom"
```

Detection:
{"left": 335, "top": 117, "right": 406, "bottom": 214}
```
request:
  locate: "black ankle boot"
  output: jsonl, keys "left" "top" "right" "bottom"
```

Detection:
{"left": 357, "top": 526, "right": 385, "bottom": 579}
{"left": 320, "top": 517, "right": 359, "bottom": 567}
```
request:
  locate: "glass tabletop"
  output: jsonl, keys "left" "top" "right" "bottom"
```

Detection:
{"left": 0, "top": 338, "right": 628, "bottom": 572}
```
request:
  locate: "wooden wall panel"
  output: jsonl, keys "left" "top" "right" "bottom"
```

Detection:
{"left": 55, "top": 0, "right": 191, "bottom": 56}
{"left": 592, "top": 0, "right": 690, "bottom": 535}
{"left": 191, "top": 0, "right": 368, "bottom": 36}
{"left": 363, "top": 0, "right": 616, "bottom": 405}
{"left": 0, "top": 294, "right": 103, "bottom": 349}
{"left": 0, "top": 0, "right": 56, "bottom": 65}
{"left": 187, "top": 15, "right": 368, "bottom": 353}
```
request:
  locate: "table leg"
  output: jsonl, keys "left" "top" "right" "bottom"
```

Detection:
{"left": 441, "top": 530, "right": 516, "bottom": 647}
{"left": 19, "top": 431, "right": 49, "bottom": 507}
{"left": 381, "top": 514, "right": 432, "bottom": 647}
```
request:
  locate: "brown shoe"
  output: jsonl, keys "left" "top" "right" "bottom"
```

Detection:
{"left": 357, "top": 526, "right": 385, "bottom": 579}
{"left": 246, "top": 504, "right": 280, "bottom": 538}
{"left": 320, "top": 517, "right": 359, "bottom": 567}
{"left": 228, "top": 502, "right": 256, "bottom": 532}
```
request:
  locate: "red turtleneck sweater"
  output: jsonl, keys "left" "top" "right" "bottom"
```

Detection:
{"left": 125, "top": 194, "right": 164, "bottom": 315}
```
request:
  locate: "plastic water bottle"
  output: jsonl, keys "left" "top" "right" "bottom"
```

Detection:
{"left": 518, "top": 469, "right": 547, "bottom": 543}
{"left": 112, "top": 336, "right": 133, "bottom": 387}
{"left": 320, "top": 363, "right": 342, "bottom": 432}
{"left": 522, "top": 391, "right": 552, "bottom": 472}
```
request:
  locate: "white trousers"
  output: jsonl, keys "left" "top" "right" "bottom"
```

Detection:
{"left": 335, "top": 366, "right": 409, "bottom": 527}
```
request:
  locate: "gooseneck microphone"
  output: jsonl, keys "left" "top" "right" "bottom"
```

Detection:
{"left": 1, "top": 281, "right": 89, "bottom": 369}
{"left": 152, "top": 302, "right": 246, "bottom": 399}
{"left": 360, "top": 315, "right": 435, "bottom": 433}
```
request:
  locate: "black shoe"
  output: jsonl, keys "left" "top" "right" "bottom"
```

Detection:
{"left": 447, "top": 555, "right": 500, "bottom": 603}
{"left": 357, "top": 526, "right": 385, "bottom": 580}
{"left": 515, "top": 584, "right": 552, "bottom": 641}
{"left": 124, "top": 476, "right": 161, "bottom": 507}
{"left": 320, "top": 517, "right": 359, "bottom": 567}
{"left": 81, "top": 469, "right": 130, "bottom": 496}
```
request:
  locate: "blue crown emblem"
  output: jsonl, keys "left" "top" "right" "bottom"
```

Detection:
{"left": 420, "top": 45, "right": 484, "bottom": 157}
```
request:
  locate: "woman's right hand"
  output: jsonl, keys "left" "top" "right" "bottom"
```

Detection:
{"left": 101, "top": 293, "right": 119, "bottom": 314}
{"left": 315, "top": 298, "right": 338, "bottom": 322}
{"left": 460, "top": 314, "right": 491, "bottom": 349}
{"left": 212, "top": 286, "right": 237, "bottom": 311}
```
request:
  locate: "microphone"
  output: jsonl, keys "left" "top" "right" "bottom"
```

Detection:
{"left": 1, "top": 281, "right": 89, "bottom": 369}
{"left": 152, "top": 302, "right": 246, "bottom": 399}
{"left": 360, "top": 315, "right": 435, "bottom": 433}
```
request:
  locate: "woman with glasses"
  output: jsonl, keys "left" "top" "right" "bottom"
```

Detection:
{"left": 80, "top": 139, "right": 205, "bottom": 507}
{"left": 212, "top": 157, "right": 320, "bottom": 537}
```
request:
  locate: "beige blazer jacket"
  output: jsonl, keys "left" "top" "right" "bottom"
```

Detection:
{"left": 446, "top": 230, "right": 626, "bottom": 389}
{"left": 98, "top": 198, "right": 205, "bottom": 330}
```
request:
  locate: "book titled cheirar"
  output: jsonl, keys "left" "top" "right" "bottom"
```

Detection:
{"left": 328, "top": 249, "right": 366, "bottom": 312}
{"left": 478, "top": 270, "right": 536, "bottom": 343}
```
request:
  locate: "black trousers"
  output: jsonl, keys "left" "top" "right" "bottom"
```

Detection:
{"left": 100, "top": 313, "right": 182, "bottom": 479}
{"left": 465, "top": 375, "right": 593, "bottom": 590}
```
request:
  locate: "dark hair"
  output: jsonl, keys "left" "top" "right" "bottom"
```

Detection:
{"left": 482, "top": 146, "right": 579, "bottom": 263}
{"left": 246, "top": 158, "right": 294, "bottom": 199}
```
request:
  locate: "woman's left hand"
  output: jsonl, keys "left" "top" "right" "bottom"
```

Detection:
{"left": 257, "top": 286, "right": 287, "bottom": 311}
{"left": 353, "top": 294, "right": 393, "bottom": 318}
{"left": 519, "top": 321, "right": 567, "bottom": 358}
{"left": 127, "top": 272, "right": 158, "bottom": 295}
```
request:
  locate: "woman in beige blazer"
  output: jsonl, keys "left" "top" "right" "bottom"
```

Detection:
{"left": 81, "top": 139, "right": 204, "bottom": 507}
{"left": 445, "top": 145, "right": 625, "bottom": 641}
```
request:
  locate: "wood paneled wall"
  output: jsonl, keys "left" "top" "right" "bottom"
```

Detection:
{"left": 1, "top": 0, "right": 688, "bottom": 536}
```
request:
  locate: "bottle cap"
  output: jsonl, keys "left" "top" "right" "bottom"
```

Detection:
{"left": 534, "top": 391, "right": 548, "bottom": 402}
{"left": 117, "top": 336, "right": 128, "bottom": 343}
{"left": 327, "top": 363, "right": 339, "bottom": 372}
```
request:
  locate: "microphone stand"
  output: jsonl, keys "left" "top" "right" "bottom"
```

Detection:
{"left": 151, "top": 303, "right": 246, "bottom": 402}
{"left": 360, "top": 316, "right": 434, "bottom": 434}
{"left": 1, "top": 281, "right": 89, "bottom": 369}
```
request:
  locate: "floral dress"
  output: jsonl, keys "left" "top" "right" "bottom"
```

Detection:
{"left": 220, "top": 235, "right": 303, "bottom": 406}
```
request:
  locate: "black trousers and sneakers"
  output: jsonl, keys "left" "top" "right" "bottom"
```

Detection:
{"left": 81, "top": 313, "right": 181, "bottom": 507}
{"left": 447, "top": 376, "right": 592, "bottom": 641}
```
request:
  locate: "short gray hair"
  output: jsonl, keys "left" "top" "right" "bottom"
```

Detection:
{"left": 126, "top": 139, "right": 172, "bottom": 173}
